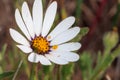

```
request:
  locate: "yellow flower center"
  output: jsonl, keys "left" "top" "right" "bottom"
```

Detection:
{"left": 31, "top": 36, "right": 50, "bottom": 54}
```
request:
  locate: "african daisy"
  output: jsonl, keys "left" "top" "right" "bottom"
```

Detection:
{"left": 9, "top": 0, "right": 81, "bottom": 65}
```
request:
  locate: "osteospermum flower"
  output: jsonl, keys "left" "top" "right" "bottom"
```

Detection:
{"left": 9, "top": 0, "right": 81, "bottom": 65}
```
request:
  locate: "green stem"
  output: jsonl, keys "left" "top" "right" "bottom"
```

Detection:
{"left": 30, "top": 64, "right": 37, "bottom": 80}
{"left": 56, "top": 65, "right": 61, "bottom": 80}
{"left": 12, "top": 60, "right": 23, "bottom": 80}
{"left": 30, "top": 54, "right": 37, "bottom": 80}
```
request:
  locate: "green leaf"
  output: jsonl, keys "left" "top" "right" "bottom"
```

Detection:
{"left": 111, "top": 45, "right": 120, "bottom": 59}
{"left": 1, "top": 44, "right": 7, "bottom": 55}
{"left": 0, "top": 67, "right": 3, "bottom": 73}
{"left": 80, "top": 27, "right": 89, "bottom": 36}
{"left": 61, "top": 63, "right": 74, "bottom": 80}
{"left": 79, "top": 52, "right": 92, "bottom": 80}
{"left": 42, "top": 65, "right": 54, "bottom": 80}
{"left": 90, "top": 46, "right": 120, "bottom": 80}
{"left": 112, "top": 3, "right": 120, "bottom": 26}
{"left": 0, "top": 44, "right": 7, "bottom": 61}
{"left": 0, "top": 71, "right": 14, "bottom": 79}
{"left": 42, "top": 65, "right": 54, "bottom": 74}
{"left": 72, "top": 27, "right": 89, "bottom": 41}
{"left": 75, "top": 0, "right": 83, "bottom": 24}
{"left": 97, "top": 51, "right": 102, "bottom": 65}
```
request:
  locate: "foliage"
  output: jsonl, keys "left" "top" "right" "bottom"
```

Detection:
{"left": 0, "top": 0, "right": 120, "bottom": 80}
{"left": 0, "top": 26, "right": 120, "bottom": 80}
{"left": 79, "top": 29, "right": 120, "bottom": 80}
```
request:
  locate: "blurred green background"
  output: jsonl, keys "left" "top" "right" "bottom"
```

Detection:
{"left": 0, "top": 0, "right": 120, "bottom": 80}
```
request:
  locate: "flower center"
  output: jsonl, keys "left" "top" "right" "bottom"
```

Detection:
{"left": 31, "top": 36, "right": 50, "bottom": 54}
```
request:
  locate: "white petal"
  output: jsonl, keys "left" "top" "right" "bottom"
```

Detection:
{"left": 9, "top": 28, "right": 30, "bottom": 46}
{"left": 32, "top": 0, "right": 43, "bottom": 36}
{"left": 28, "top": 53, "right": 51, "bottom": 65}
{"left": 50, "top": 27, "right": 80, "bottom": 45}
{"left": 28, "top": 53, "right": 39, "bottom": 63}
{"left": 39, "top": 55, "right": 51, "bottom": 65}
{"left": 45, "top": 53, "right": 68, "bottom": 65}
{"left": 47, "top": 17, "right": 75, "bottom": 41}
{"left": 41, "top": 1, "right": 57, "bottom": 37}
{"left": 51, "top": 51, "right": 80, "bottom": 62}
{"left": 52, "top": 42, "right": 81, "bottom": 51}
{"left": 15, "top": 9, "right": 31, "bottom": 40}
{"left": 17, "top": 45, "right": 32, "bottom": 53}
{"left": 22, "top": 2, "right": 35, "bottom": 38}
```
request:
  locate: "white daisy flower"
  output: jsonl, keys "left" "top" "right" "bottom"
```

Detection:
{"left": 9, "top": 0, "right": 81, "bottom": 65}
